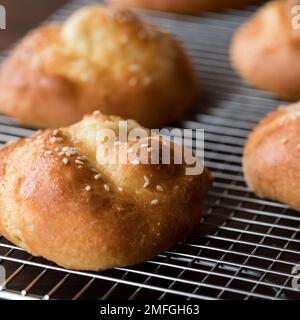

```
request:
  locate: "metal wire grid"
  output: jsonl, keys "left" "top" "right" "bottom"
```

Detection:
{"left": 0, "top": 0, "right": 299, "bottom": 300}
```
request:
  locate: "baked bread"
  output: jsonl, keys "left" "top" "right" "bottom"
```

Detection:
{"left": 0, "top": 5, "right": 199, "bottom": 129}
{"left": 231, "top": 0, "right": 300, "bottom": 101}
{"left": 0, "top": 113, "right": 212, "bottom": 271}
{"left": 243, "top": 101, "right": 300, "bottom": 212}
{"left": 109, "top": 0, "right": 260, "bottom": 15}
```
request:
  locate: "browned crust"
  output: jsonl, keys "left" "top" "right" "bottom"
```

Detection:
{"left": 243, "top": 102, "right": 300, "bottom": 212}
{"left": 0, "top": 6, "right": 199, "bottom": 129}
{"left": 0, "top": 114, "right": 212, "bottom": 270}
{"left": 231, "top": 0, "right": 300, "bottom": 101}
{"left": 109, "top": 0, "right": 260, "bottom": 15}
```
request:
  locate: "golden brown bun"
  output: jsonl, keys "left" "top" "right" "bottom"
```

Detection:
{"left": 0, "top": 5, "right": 199, "bottom": 128}
{"left": 0, "top": 113, "right": 212, "bottom": 271}
{"left": 231, "top": 0, "right": 300, "bottom": 101}
{"left": 243, "top": 101, "right": 300, "bottom": 211}
{"left": 109, "top": 0, "right": 260, "bottom": 15}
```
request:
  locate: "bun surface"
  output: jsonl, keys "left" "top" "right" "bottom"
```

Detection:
{"left": 0, "top": 5, "right": 199, "bottom": 128}
{"left": 243, "top": 101, "right": 300, "bottom": 211}
{"left": 0, "top": 114, "right": 212, "bottom": 271}
{"left": 231, "top": 0, "right": 300, "bottom": 100}
{"left": 109, "top": 0, "right": 260, "bottom": 15}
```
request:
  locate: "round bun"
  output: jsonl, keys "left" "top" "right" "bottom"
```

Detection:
{"left": 244, "top": 101, "right": 300, "bottom": 212}
{"left": 109, "top": 0, "right": 260, "bottom": 15}
{"left": 0, "top": 5, "right": 199, "bottom": 128}
{"left": 0, "top": 113, "right": 212, "bottom": 271}
{"left": 231, "top": 0, "right": 300, "bottom": 100}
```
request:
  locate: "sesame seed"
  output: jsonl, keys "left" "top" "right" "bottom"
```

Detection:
{"left": 151, "top": 199, "right": 159, "bottom": 205}
{"left": 85, "top": 185, "right": 92, "bottom": 192}
{"left": 62, "top": 158, "right": 69, "bottom": 165}
{"left": 131, "top": 159, "right": 140, "bottom": 165}
{"left": 104, "top": 184, "right": 110, "bottom": 192}
{"left": 44, "top": 151, "right": 52, "bottom": 156}
{"left": 93, "top": 110, "right": 101, "bottom": 116}
{"left": 77, "top": 166, "right": 83, "bottom": 169}
{"left": 118, "top": 187, "right": 123, "bottom": 192}
{"left": 143, "top": 181, "right": 150, "bottom": 188}
{"left": 144, "top": 175, "right": 150, "bottom": 183}
{"left": 129, "top": 78, "right": 138, "bottom": 87}
{"left": 94, "top": 174, "right": 102, "bottom": 180}
{"left": 128, "top": 64, "right": 141, "bottom": 73}
{"left": 53, "top": 129, "right": 59, "bottom": 136}
{"left": 56, "top": 137, "right": 63, "bottom": 142}
{"left": 143, "top": 77, "right": 152, "bottom": 86}
{"left": 49, "top": 137, "right": 57, "bottom": 144}
{"left": 58, "top": 152, "right": 65, "bottom": 157}
{"left": 75, "top": 160, "right": 84, "bottom": 165}
{"left": 77, "top": 156, "right": 86, "bottom": 161}
{"left": 55, "top": 147, "right": 60, "bottom": 152}
{"left": 156, "top": 185, "right": 164, "bottom": 192}
{"left": 280, "top": 138, "right": 288, "bottom": 144}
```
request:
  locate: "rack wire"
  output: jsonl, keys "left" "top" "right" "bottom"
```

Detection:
{"left": 0, "top": 0, "right": 300, "bottom": 300}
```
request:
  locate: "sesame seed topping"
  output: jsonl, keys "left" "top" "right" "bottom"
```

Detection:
{"left": 118, "top": 187, "right": 123, "bottom": 192}
{"left": 129, "top": 77, "right": 138, "bottom": 87}
{"left": 49, "top": 137, "right": 57, "bottom": 144}
{"left": 75, "top": 160, "right": 84, "bottom": 165}
{"left": 280, "top": 138, "right": 288, "bottom": 144}
{"left": 143, "top": 181, "right": 150, "bottom": 188}
{"left": 44, "top": 151, "right": 52, "bottom": 156}
{"left": 104, "top": 184, "right": 110, "bottom": 192}
{"left": 94, "top": 174, "right": 102, "bottom": 180}
{"left": 77, "top": 166, "right": 83, "bottom": 169}
{"left": 143, "top": 77, "right": 152, "bottom": 86}
{"left": 62, "top": 158, "right": 69, "bottom": 165}
{"left": 55, "top": 147, "right": 60, "bottom": 152}
{"left": 144, "top": 175, "right": 150, "bottom": 183}
{"left": 53, "top": 129, "right": 59, "bottom": 136}
{"left": 93, "top": 110, "right": 101, "bottom": 116}
{"left": 56, "top": 137, "right": 63, "bottom": 142}
{"left": 151, "top": 199, "right": 159, "bottom": 205}
{"left": 85, "top": 185, "right": 92, "bottom": 192}
{"left": 77, "top": 156, "right": 86, "bottom": 161}
{"left": 131, "top": 159, "right": 140, "bottom": 165}
{"left": 128, "top": 64, "right": 141, "bottom": 73}
{"left": 156, "top": 185, "right": 164, "bottom": 192}
{"left": 58, "top": 152, "right": 65, "bottom": 157}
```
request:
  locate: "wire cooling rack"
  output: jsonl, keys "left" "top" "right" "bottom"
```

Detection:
{"left": 0, "top": 0, "right": 300, "bottom": 300}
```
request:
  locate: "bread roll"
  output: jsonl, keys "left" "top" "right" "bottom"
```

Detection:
{"left": 109, "top": 0, "right": 260, "bottom": 15}
{"left": 243, "top": 101, "right": 300, "bottom": 211}
{"left": 231, "top": 0, "right": 300, "bottom": 100}
{"left": 0, "top": 5, "right": 199, "bottom": 128}
{"left": 0, "top": 113, "right": 212, "bottom": 271}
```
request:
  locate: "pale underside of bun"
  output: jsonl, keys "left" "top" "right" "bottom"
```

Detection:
{"left": 0, "top": 114, "right": 212, "bottom": 271}
{"left": 243, "top": 101, "right": 300, "bottom": 212}
{"left": 109, "top": 0, "right": 260, "bottom": 15}
{"left": 231, "top": 0, "right": 300, "bottom": 101}
{"left": 0, "top": 5, "right": 199, "bottom": 128}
